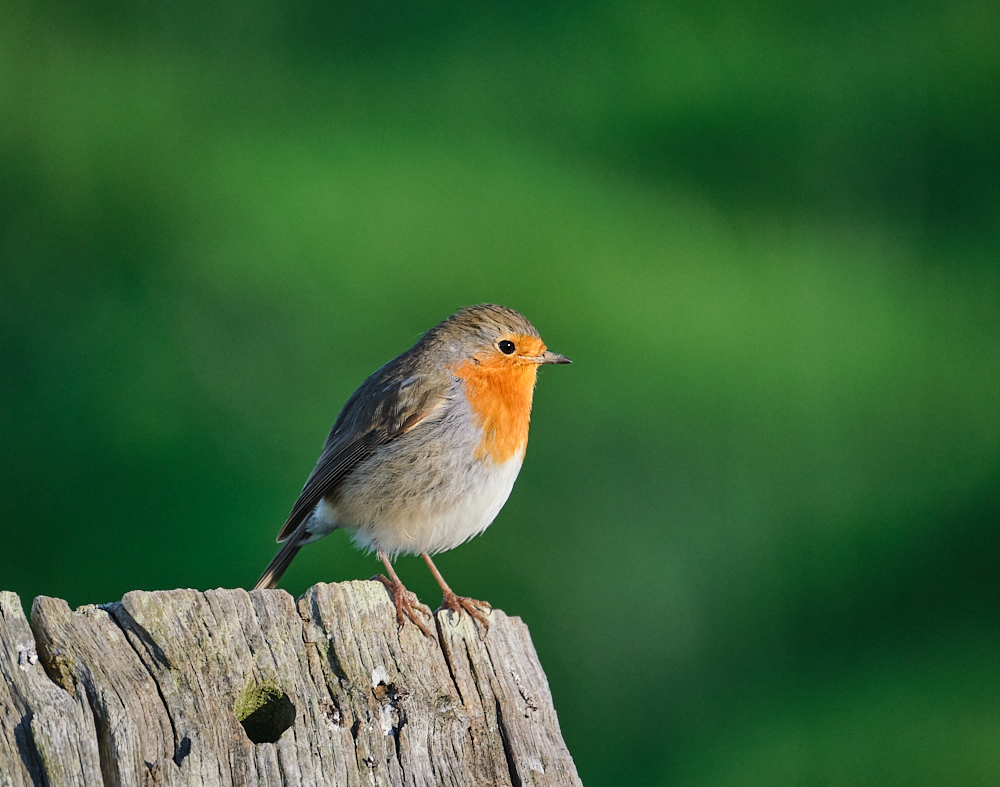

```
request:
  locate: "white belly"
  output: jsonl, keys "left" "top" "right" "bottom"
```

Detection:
{"left": 319, "top": 453, "right": 522, "bottom": 556}
{"left": 305, "top": 394, "right": 526, "bottom": 557}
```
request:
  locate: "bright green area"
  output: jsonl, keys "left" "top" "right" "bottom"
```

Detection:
{"left": 234, "top": 681, "right": 285, "bottom": 723}
{"left": 2, "top": 1, "right": 999, "bottom": 784}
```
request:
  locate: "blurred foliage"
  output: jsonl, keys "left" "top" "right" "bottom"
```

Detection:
{"left": 2, "top": 0, "right": 999, "bottom": 784}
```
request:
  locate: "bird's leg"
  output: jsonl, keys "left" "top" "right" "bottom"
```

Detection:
{"left": 372, "top": 550, "right": 434, "bottom": 638}
{"left": 421, "top": 552, "right": 492, "bottom": 629}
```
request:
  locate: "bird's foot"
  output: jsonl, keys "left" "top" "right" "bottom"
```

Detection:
{"left": 372, "top": 574, "right": 434, "bottom": 638}
{"left": 439, "top": 590, "right": 492, "bottom": 630}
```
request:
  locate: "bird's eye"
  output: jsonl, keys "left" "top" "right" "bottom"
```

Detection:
{"left": 498, "top": 340, "right": 516, "bottom": 355}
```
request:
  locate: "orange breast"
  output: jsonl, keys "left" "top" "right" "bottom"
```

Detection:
{"left": 453, "top": 335, "right": 544, "bottom": 463}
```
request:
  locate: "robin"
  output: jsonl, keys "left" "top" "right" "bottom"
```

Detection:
{"left": 253, "top": 304, "right": 570, "bottom": 636}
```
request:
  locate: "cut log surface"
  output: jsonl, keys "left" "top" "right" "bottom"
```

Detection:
{"left": 0, "top": 583, "right": 582, "bottom": 787}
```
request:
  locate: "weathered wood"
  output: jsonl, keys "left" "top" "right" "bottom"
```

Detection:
{"left": 0, "top": 591, "right": 103, "bottom": 787}
{"left": 0, "top": 582, "right": 582, "bottom": 787}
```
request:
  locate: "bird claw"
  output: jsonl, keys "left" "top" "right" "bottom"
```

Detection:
{"left": 371, "top": 574, "right": 435, "bottom": 638}
{"left": 439, "top": 590, "right": 492, "bottom": 630}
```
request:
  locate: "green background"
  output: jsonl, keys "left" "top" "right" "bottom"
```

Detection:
{"left": 2, "top": 1, "right": 999, "bottom": 784}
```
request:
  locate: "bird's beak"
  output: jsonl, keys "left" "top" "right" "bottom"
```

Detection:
{"left": 537, "top": 350, "right": 572, "bottom": 365}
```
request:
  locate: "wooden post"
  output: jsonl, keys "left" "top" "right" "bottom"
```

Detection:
{"left": 0, "top": 582, "right": 583, "bottom": 786}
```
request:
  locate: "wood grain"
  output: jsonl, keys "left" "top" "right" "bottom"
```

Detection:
{"left": 0, "top": 582, "right": 582, "bottom": 787}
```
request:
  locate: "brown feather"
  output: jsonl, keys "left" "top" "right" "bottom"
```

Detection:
{"left": 253, "top": 524, "right": 306, "bottom": 589}
{"left": 274, "top": 356, "right": 450, "bottom": 544}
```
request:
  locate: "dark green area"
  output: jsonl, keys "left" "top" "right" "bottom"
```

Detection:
{"left": 2, "top": 1, "right": 999, "bottom": 784}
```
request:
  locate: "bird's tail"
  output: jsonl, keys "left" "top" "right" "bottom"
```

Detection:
{"left": 253, "top": 526, "right": 305, "bottom": 590}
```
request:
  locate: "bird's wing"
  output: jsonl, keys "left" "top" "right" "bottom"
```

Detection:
{"left": 275, "top": 374, "right": 447, "bottom": 543}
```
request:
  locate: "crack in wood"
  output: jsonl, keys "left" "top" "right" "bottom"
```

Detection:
{"left": 107, "top": 604, "right": 186, "bottom": 772}
{"left": 12, "top": 711, "right": 43, "bottom": 787}
{"left": 496, "top": 701, "right": 523, "bottom": 787}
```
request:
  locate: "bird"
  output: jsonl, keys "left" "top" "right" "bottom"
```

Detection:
{"left": 253, "top": 304, "right": 570, "bottom": 637}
